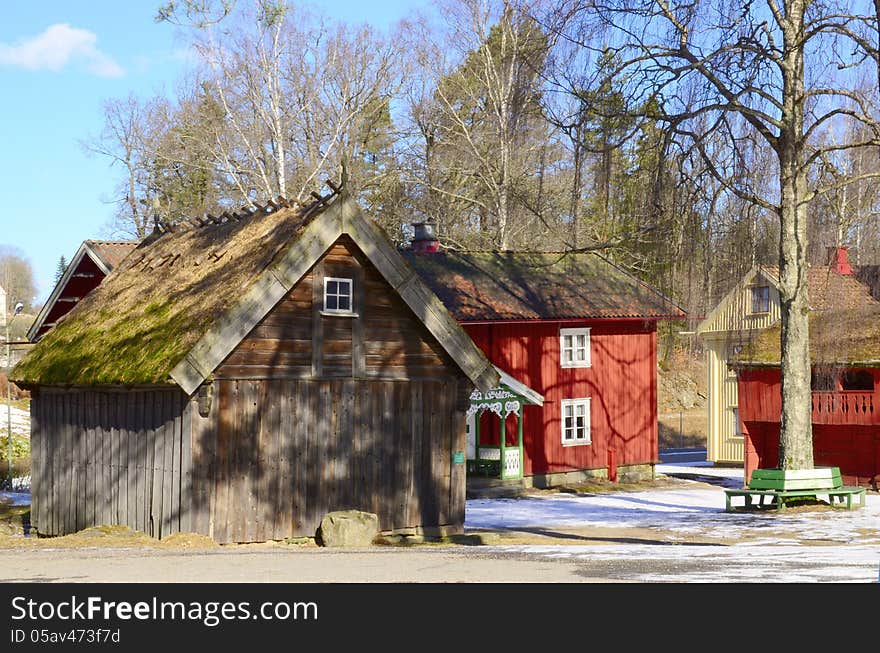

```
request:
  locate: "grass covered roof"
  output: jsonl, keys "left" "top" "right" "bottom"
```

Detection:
{"left": 13, "top": 199, "right": 319, "bottom": 386}
{"left": 733, "top": 305, "right": 880, "bottom": 368}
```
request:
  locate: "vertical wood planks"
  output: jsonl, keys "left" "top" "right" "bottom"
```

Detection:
{"left": 243, "top": 380, "right": 259, "bottom": 543}
{"left": 179, "top": 398, "right": 193, "bottom": 535}
{"left": 214, "top": 380, "right": 232, "bottom": 544}
{"left": 352, "top": 262, "right": 366, "bottom": 378}
{"left": 312, "top": 262, "right": 324, "bottom": 378}
{"left": 274, "top": 381, "right": 290, "bottom": 540}
{"left": 29, "top": 395, "right": 40, "bottom": 534}
{"left": 408, "top": 382, "right": 422, "bottom": 530}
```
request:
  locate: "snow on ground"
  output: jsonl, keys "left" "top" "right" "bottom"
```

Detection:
{"left": 0, "top": 491, "right": 30, "bottom": 506}
{"left": 466, "top": 463, "right": 880, "bottom": 545}
{"left": 464, "top": 462, "right": 880, "bottom": 582}
{"left": 489, "top": 543, "right": 880, "bottom": 583}
{"left": 1, "top": 405, "right": 30, "bottom": 438}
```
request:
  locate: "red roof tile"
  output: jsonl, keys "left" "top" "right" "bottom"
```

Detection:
{"left": 402, "top": 250, "right": 686, "bottom": 321}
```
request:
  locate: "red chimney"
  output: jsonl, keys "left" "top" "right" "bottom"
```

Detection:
{"left": 834, "top": 246, "right": 853, "bottom": 275}
{"left": 411, "top": 222, "right": 439, "bottom": 254}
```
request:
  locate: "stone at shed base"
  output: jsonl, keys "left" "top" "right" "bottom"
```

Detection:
{"left": 317, "top": 510, "right": 379, "bottom": 547}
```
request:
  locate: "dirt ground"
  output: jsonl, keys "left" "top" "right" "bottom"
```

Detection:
{"left": 658, "top": 407, "right": 707, "bottom": 449}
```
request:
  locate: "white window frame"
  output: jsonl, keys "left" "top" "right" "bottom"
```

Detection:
{"left": 323, "top": 277, "right": 354, "bottom": 315}
{"left": 731, "top": 407, "right": 743, "bottom": 437}
{"left": 561, "top": 398, "right": 591, "bottom": 446}
{"left": 560, "top": 327, "right": 591, "bottom": 368}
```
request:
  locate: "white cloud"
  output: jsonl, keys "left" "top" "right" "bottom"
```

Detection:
{"left": 0, "top": 23, "right": 124, "bottom": 78}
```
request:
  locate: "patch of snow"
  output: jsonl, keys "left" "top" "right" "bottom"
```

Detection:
{"left": 0, "top": 491, "right": 30, "bottom": 506}
{"left": 466, "top": 485, "right": 880, "bottom": 545}
{"left": 465, "top": 471, "right": 880, "bottom": 581}
{"left": 0, "top": 405, "right": 30, "bottom": 438}
{"left": 488, "top": 543, "right": 880, "bottom": 582}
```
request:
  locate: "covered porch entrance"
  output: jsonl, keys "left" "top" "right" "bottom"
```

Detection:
{"left": 466, "top": 366, "right": 544, "bottom": 481}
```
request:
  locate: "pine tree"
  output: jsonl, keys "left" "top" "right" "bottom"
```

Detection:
{"left": 54, "top": 256, "right": 68, "bottom": 284}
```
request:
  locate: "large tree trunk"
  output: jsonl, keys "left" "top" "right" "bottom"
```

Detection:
{"left": 777, "top": 168, "right": 814, "bottom": 470}
{"left": 776, "top": 0, "right": 813, "bottom": 470}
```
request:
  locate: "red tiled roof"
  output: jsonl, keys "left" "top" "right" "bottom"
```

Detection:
{"left": 402, "top": 249, "right": 686, "bottom": 321}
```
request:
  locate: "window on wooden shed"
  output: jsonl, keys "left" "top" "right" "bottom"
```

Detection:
{"left": 841, "top": 370, "right": 874, "bottom": 391}
{"left": 750, "top": 285, "right": 770, "bottom": 314}
{"left": 561, "top": 398, "right": 591, "bottom": 445}
{"left": 560, "top": 328, "right": 591, "bottom": 368}
{"left": 323, "top": 277, "right": 353, "bottom": 314}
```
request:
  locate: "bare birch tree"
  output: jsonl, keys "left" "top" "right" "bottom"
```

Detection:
{"left": 83, "top": 94, "right": 169, "bottom": 239}
{"left": 158, "top": 0, "right": 405, "bottom": 207}
{"left": 403, "top": 0, "right": 555, "bottom": 249}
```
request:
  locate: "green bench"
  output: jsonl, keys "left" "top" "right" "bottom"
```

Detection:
{"left": 725, "top": 467, "right": 866, "bottom": 512}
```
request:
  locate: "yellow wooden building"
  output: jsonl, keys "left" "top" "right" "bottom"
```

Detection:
{"left": 696, "top": 248, "right": 877, "bottom": 464}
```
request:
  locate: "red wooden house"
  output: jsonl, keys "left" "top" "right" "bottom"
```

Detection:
{"left": 28, "top": 240, "right": 137, "bottom": 341}
{"left": 734, "top": 295, "right": 880, "bottom": 489}
{"left": 404, "top": 228, "right": 686, "bottom": 487}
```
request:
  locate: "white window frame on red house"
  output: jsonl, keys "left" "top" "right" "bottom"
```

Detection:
{"left": 560, "top": 327, "right": 591, "bottom": 368}
{"left": 561, "top": 398, "right": 591, "bottom": 446}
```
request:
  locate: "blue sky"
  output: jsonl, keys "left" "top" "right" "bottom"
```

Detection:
{"left": 0, "top": 1, "right": 430, "bottom": 305}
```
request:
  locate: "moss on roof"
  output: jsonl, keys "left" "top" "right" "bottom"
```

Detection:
{"left": 733, "top": 305, "right": 880, "bottom": 368}
{"left": 13, "top": 202, "right": 317, "bottom": 386}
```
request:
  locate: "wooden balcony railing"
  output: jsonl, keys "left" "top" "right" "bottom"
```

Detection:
{"left": 811, "top": 392, "right": 875, "bottom": 424}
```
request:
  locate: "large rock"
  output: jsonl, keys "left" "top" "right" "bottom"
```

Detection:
{"left": 317, "top": 510, "right": 379, "bottom": 547}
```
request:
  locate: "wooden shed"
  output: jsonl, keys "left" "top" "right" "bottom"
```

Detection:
{"left": 733, "top": 305, "right": 880, "bottom": 489}
{"left": 12, "top": 188, "right": 498, "bottom": 543}
{"left": 403, "top": 246, "right": 686, "bottom": 486}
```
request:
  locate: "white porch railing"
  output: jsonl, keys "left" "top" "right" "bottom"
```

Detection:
{"left": 504, "top": 448, "right": 521, "bottom": 477}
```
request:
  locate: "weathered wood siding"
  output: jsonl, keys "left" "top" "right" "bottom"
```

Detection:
{"left": 215, "top": 237, "right": 455, "bottom": 382}
{"left": 738, "top": 368, "right": 880, "bottom": 488}
{"left": 201, "top": 235, "right": 469, "bottom": 542}
{"left": 465, "top": 320, "right": 658, "bottom": 477}
{"left": 29, "top": 386, "right": 189, "bottom": 538}
{"left": 189, "top": 378, "right": 466, "bottom": 543}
